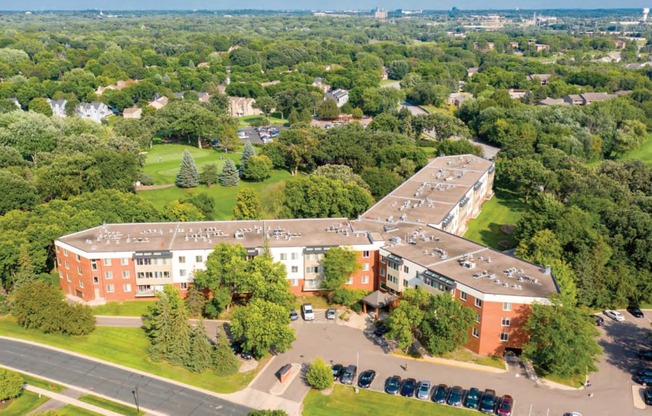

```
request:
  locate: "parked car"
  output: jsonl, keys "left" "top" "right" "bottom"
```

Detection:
{"left": 331, "top": 364, "right": 343, "bottom": 380}
{"left": 590, "top": 314, "right": 604, "bottom": 326}
{"left": 563, "top": 413, "right": 582, "bottom": 416}
{"left": 357, "top": 370, "right": 376, "bottom": 389}
{"left": 431, "top": 384, "right": 448, "bottom": 404}
{"left": 640, "top": 349, "right": 652, "bottom": 361}
{"left": 604, "top": 310, "right": 625, "bottom": 321}
{"left": 645, "top": 386, "right": 652, "bottom": 405}
{"left": 479, "top": 389, "right": 496, "bottom": 414}
{"left": 463, "top": 387, "right": 481, "bottom": 409}
{"left": 636, "top": 374, "right": 652, "bottom": 386}
{"left": 374, "top": 324, "right": 388, "bottom": 337}
{"left": 637, "top": 368, "right": 652, "bottom": 377}
{"left": 447, "top": 385, "right": 464, "bottom": 406}
{"left": 385, "top": 375, "right": 401, "bottom": 394}
{"left": 326, "top": 308, "right": 337, "bottom": 320}
{"left": 340, "top": 365, "right": 357, "bottom": 385}
{"left": 400, "top": 378, "right": 416, "bottom": 397}
{"left": 289, "top": 310, "right": 299, "bottom": 321}
{"left": 628, "top": 305, "right": 645, "bottom": 318}
{"left": 302, "top": 303, "right": 315, "bottom": 321}
{"left": 496, "top": 394, "right": 514, "bottom": 416}
{"left": 416, "top": 381, "right": 431, "bottom": 400}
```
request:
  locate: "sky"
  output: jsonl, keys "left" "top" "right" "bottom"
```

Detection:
{"left": 4, "top": 1, "right": 651, "bottom": 11}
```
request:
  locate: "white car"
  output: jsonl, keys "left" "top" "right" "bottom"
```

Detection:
{"left": 302, "top": 303, "right": 315, "bottom": 321}
{"left": 604, "top": 310, "right": 625, "bottom": 321}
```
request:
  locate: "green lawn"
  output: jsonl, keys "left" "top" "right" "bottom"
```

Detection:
{"left": 59, "top": 405, "right": 103, "bottom": 416}
{"left": 0, "top": 391, "right": 49, "bottom": 416}
{"left": 22, "top": 373, "right": 66, "bottom": 393}
{"left": 0, "top": 317, "right": 261, "bottom": 394}
{"left": 238, "top": 114, "right": 286, "bottom": 127}
{"left": 79, "top": 394, "right": 144, "bottom": 416}
{"left": 464, "top": 189, "right": 528, "bottom": 250}
{"left": 92, "top": 301, "right": 156, "bottom": 317}
{"left": 139, "top": 169, "right": 293, "bottom": 220}
{"left": 303, "top": 384, "right": 477, "bottom": 416}
{"left": 619, "top": 136, "right": 652, "bottom": 163}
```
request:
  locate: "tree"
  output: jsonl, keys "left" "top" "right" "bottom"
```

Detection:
{"left": 305, "top": 357, "right": 333, "bottom": 390}
{"left": 388, "top": 60, "right": 410, "bottom": 80}
{"left": 385, "top": 287, "right": 431, "bottom": 351}
{"left": 312, "top": 164, "right": 370, "bottom": 191}
{"left": 241, "top": 155, "right": 272, "bottom": 182}
{"left": 240, "top": 141, "right": 256, "bottom": 176}
{"left": 361, "top": 167, "right": 403, "bottom": 200}
{"left": 0, "top": 171, "right": 39, "bottom": 215}
{"left": 496, "top": 157, "right": 552, "bottom": 203}
{"left": 186, "top": 321, "right": 213, "bottom": 372}
{"left": 321, "top": 246, "right": 361, "bottom": 291}
{"left": 219, "top": 159, "right": 240, "bottom": 187}
{"left": 213, "top": 327, "right": 239, "bottom": 376}
{"left": 179, "top": 193, "right": 215, "bottom": 220}
{"left": 316, "top": 99, "right": 340, "bottom": 120}
{"left": 419, "top": 292, "right": 476, "bottom": 355}
{"left": 162, "top": 200, "right": 205, "bottom": 222}
{"left": 230, "top": 299, "right": 295, "bottom": 359}
{"left": 253, "top": 96, "right": 276, "bottom": 118}
{"left": 283, "top": 176, "right": 373, "bottom": 219}
{"left": 28, "top": 97, "right": 52, "bottom": 116}
{"left": 184, "top": 284, "right": 207, "bottom": 317}
{"left": 199, "top": 163, "right": 219, "bottom": 187}
{"left": 175, "top": 150, "right": 199, "bottom": 188}
{"left": 233, "top": 188, "right": 261, "bottom": 220}
{"left": 0, "top": 368, "right": 23, "bottom": 401}
{"left": 524, "top": 302, "right": 601, "bottom": 379}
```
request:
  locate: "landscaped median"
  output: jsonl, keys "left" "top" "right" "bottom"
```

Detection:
{"left": 0, "top": 316, "right": 264, "bottom": 394}
{"left": 303, "top": 384, "right": 477, "bottom": 416}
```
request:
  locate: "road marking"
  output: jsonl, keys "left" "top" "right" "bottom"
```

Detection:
{"left": 632, "top": 385, "right": 647, "bottom": 409}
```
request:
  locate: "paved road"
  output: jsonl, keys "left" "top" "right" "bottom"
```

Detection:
{"left": 0, "top": 338, "right": 251, "bottom": 416}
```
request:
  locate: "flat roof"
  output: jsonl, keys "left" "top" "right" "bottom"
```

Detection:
{"left": 360, "top": 155, "right": 493, "bottom": 226}
{"left": 58, "top": 218, "right": 371, "bottom": 253}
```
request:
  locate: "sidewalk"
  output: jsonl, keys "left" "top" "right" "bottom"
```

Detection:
{"left": 25, "top": 385, "right": 124, "bottom": 416}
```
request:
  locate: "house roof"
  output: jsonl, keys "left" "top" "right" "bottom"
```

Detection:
{"left": 528, "top": 74, "right": 552, "bottom": 81}
{"left": 123, "top": 106, "right": 141, "bottom": 115}
{"left": 362, "top": 290, "right": 396, "bottom": 308}
{"left": 539, "top": 97, "right": 567, "bottom": 106}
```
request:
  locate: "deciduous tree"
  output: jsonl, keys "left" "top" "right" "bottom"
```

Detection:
{"left": 199, "top": 163, "right": 219, "bottom": 187}
{"left": 321, "top": 246, "right": 361, "bottom": 291}
{"left": 230, "top": 299, "right": 295, "bottom": 359}
{"left": 0, "top": 369, "right": 23, "bottom": 401}
{"left": 306, "top": 357, "right": 333, "bottom": 390}
{"left": 232, "top": 188, "right": 261, "bottom": 220}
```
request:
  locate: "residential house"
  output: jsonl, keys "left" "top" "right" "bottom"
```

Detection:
{"left": 534, "top": 44, "right": 550, "bottom": 53}
{"left": 508, "top": 41, "right": 520, "bottom": 49}
{"left": 381, "top": 67, "right": 389, "bottom": 80}
{"left": 527, "top": 74, "right": 553, "bottom": 85}
{"left": 261, "top": 81, "right": 281, "bottom": 87}
{"left": 148, "top": 96, "right": 169, "bottom": 110}
{"left": 538, "top": 97, "right": 568, "bottom": 106}
{"left": 197, "top": 62, "right": 210, "bottom": 68}
{"left": 626, "top": 62, "right": 650, "bottom": 69}
{"left": 325, "top": 89, "right": 349, "bottom": 108}
{"left": 508, "top": 89, "right": 527, "bottom": 100}
{"left": 123, "top": 106, "right": 142, "bottom": 119}
{"left": 467, "top": 67, "right": 479, "bottom": 78}
{"left": 312, "top": 77, "right": 331, "bottom": 93}
{"left": 76, "top": 102, "right": 112, "bottom": 123}
{"left": 448, "top": 92, "right": 473, "bottom": 108}
{"left": 614, "top": 39, "right": 627, "bottom": 49}
{"left": 198, "top": 92, "right": 211, "bottom": 103}
{"left": 47, "top": 98, "right": 68, "bottom": 117}
{"left": 563, "top": 92, "right": 616, "bottom": 106}
{"left": 228, "top": 97, "right": 260, "bottom": 117}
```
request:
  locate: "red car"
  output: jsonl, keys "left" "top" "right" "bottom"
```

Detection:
{"left": 496, "top": 394, "right": 514, "bottom": 416}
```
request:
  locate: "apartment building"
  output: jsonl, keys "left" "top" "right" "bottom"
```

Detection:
{"left": 54, "top": 154, "right": 558, "bottom": 355}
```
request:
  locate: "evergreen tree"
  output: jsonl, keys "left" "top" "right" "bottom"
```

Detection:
{"left": 213, "top": 327, "right": 239, "bottom": 376}
{"left": 184, "top": 284, "right": 207, "bottom": 317}
{"left": 175, "top": 150, "right": 199, "bottom": 188}
{"left": 186, "top": 320, "right": 214, "bottom": 372}
{"left": 199, "top": 163, "right": 219, "bottom": 187}
{"left": 219, "top": 159, "right": 240, "bottom": 187}
{"left": 287, "top": 108, "right": 300, "bottom": 125}
{"left": 240, "top": 141, "right": 256, "bottom": 177}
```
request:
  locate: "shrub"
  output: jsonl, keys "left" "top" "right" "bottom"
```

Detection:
{"left": 0, "top": 368, "right": 23, "bottom": 400}
{"left": 306, "top": 357, "right": 333, "bottom": 390}
{"left": 241, "top": 155, "right": 272, "bottom": 182}
{"left": 138, "top": 173, "right": 154, "bottom": 186}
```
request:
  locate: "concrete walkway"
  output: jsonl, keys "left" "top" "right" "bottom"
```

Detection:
{"left": 25, "top": 385, "right": 124, "bottom": 416}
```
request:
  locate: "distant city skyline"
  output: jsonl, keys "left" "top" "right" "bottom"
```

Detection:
{"left": 5, "top": 1, "right": 652, "bottom": 11}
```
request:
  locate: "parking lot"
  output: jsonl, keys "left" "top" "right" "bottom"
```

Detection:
{"left": 238, "top": 125, "right": 286, "bottom": 145}
{"left": 250, "top": 309, "right": 652, "bottom": 415}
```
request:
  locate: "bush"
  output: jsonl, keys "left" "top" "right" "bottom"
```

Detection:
{"left": 248, "top": 411, "right": 288, "bottom": 416}
{"left": 242, "top": 155, "right": 272, "bottom": 182}
{"left": 138, "top": 173, "right": 154, "bottom": 186}
{"left": 331, "top": 288, "right": 367, "bottom": 307}
{"left": 0, "top": 368, "right": 23, "bottom": 401}
{"left": 0, "top": 293, "right": 11, "bottom": 315}
{"left": 306, "top": 357, "right": 333, "bottom": 390}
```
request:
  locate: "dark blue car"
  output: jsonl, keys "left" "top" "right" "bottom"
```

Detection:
{"left": 400, "top": 378, "right": 416, "bottom": 397}
{"left": 385, "top": 375, "right": 401, "bottom": 394}
{"left": 431, "top": 384, "right": 448, "bottom": 403}
{"left": 480, "top": 389, "right": 496, "bottom": 414}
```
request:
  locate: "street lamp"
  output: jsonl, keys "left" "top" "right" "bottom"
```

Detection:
{"left": 132, "top": 386, "right": 139, "bottom": 413}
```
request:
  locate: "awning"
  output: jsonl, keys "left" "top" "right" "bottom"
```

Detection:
{"left": 362, "top": 290, "right": 397, "bottom": 309}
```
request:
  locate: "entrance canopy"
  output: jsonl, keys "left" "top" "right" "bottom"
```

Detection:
{"left": 362, "top": 290, "right": 396, "bottom": 309}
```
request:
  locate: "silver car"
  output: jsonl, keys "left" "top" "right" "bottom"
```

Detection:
{"left": 416, "top": 380, "right": 431, "bottom": 400}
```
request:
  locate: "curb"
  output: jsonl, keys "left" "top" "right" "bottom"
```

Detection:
{"left": 392, "top": 352, "right": 507, "bottom": 374}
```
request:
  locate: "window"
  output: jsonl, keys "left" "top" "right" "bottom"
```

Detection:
{"left": 363, "top": 251, "right": 370, "bottom": 258}
{"left": 306, "top": 266, "right": 319, "bottom": 274}
{"left": 77, "top": 267, "right": 83, "bottom": 275}
{"left": 460, "top": 291, "right": 467, "bottom": 301}
{"left": 472, "top": 327, "right": 479, "bottom": 338}
{"left": 67, "top": 274, "right": 71, "bottom": 282}
{"left": 178, "top": 256, "right": 186, "bottom": 264}
{"left": 180, "top": 282, "right": 188, "bottom": 290}
{"left": 362, "top": 275, "right": 369, "bottom": 284}
{"left": 502, "top": 318, "right": 511, "bottom": 327}
{"left": 136, "top": 258, "right": 151, "bottom": 266}
{"left": 380, "top": 269, "right": 386, "bottom": 277}
{"left": 57, "top": 259, "right": 61, "bottom": 267}
{"left": 291, "top": 266, "right": 298, "bottom": 273}
{"left": 93, "top": 276, "right": 99, "bottom": 284}
{"left": 500, "top": 332, "right": 509, "bottom": 342}
{"left": 106, "top": 284, "right": 115, "bottom": 293}
{"left": 79, "top": 280, "right": 84, "bottom": 288}
{"left": 403, "top": 279, "right": 409, "bottom": 288}
{"left": 179, "top": 269, "right": 187, "bottom": 277}
{"left": 103, "top": 258, "right": 111, "bottom": 266}
{"left": 59, "top": 272, "right": 63, "bottom": 279}
{"left": 122, "top": 271, "right": 130, "bottom": 279}
{"left": 63, "top": 249, "right": 68, "bottom": 257}
{"left": 475, "top": 298, "right": 483, "bottom": 308}
{"left": 64, "top": 261, "right": 69, "bottom": 269}
{"left": 56, "top": 246, "right": 60, "bottom": 253}
{"left": 403, "top": 265, "right": 410, "bottom": 273}
{"left": 476, "top": 313, "right": 481, "bottom": 323}
{"left": 123, "top": 284, "right": 132, "bottom": 292}
{"left": 361, "top": 263, "right": 370, "bottom": 271}
{"left": 503, "top": 302, "right": 512, "bottom": 311}
{"left": 346, "top": 277, "right": 353, "bottom": 285}
{"left": 105, "top": 271, "right": 113, "bottom": 279}
{"left": 380, "top": 256, "right": 386, "bottom": 264}
{"left": 195, "top": 255, "right": 203, "bottom": 263}
{"left": 91, "top": 259, "right": 98, "bottom": 271}
{"left": 291, "top": 279, "right": 299, "bottom": 287}
{"left": 291, "top": 253, "right": 298, "bottom": 260}
{"left": 280, "top": 253, "right": 287, "bottom": 260}
{"left": 76, "top": 254, "right": 81, "bottom": 261}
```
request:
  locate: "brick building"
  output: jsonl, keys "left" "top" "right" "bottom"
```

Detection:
{"left": 55, "top": 154, "right": 558, "bottom": 355}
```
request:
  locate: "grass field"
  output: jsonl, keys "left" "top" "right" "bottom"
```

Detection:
{"left": 59, "top": 405, "right": 102, "bottom": 416}
{"left": 92, "top": 301, "right": 156, "bottom": 317}
{"left": 79, "top": 394, "right": 144, "bottom": 416}
{"left": 619, "top": 136, "right": 652, "bottom": 163}
{"left": 0, "top": 317, "right": 261, "bottom": 394}
{"left": 238, "top": 114, "right": 286, "bottom": 127}
{"left": 464, "top": 189, "right": 528, "bottom": 250}
{"left": 0, "top": 391, "right": 49, "bottom": 416}
{"left": 303, "top": 384, "right": 477, "bottom": 416}
{"left": 22, "top": 373, "right": 66, "bottom": 393}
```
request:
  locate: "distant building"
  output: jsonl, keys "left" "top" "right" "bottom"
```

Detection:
{"left": 614, "top": 39, "right": 627, "bottom": 49}
{"left": 197, "top": 62, "right": 210, "bottom": 68}
{"left": 467, "top": 67, "right": 480, "bottom": 78}
{"left": 374, "top": 8, "right": 388, "bottom": 19}
{"left": 448, "top": 92, "right": 473, "bottom": 108}
{"left": 198, "top": 92, "right": 211, "bottom": 103}
{"left": 122, "top": 106, "right": 142, "bottom": 119}
{"left": 562, "top": 92, "right": 617, "bottom": 106}
{"left": 325, "top": 89, "right": 349, "bottom": 108}
{"left": 228, "top": 97, "right": 260, "bottom": 117}
{"left": 538, "top": 97, "right": 568, "bottom": 106}
{"left": 381, "top": 67, "right": 389, "bottom": 80}
{"left": 508, "top": 89, "right": 527, "bottom": 100}
{"left": 534, "top": 44, "right": 550, "bottom": 53}
{"left": 76, "top": 102, "right": 112, "bottom": 123}
{"left": 148, "top": 96, "right": 169, "bottom": 110}
{"left": 47, "top": 98, "right": 68, "bottom": 117}
{"left": 312, "top": 77, "right": 331, "bottom": 93}
{"left": 527, "top": 74, "right": 553, "bottom": 85}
